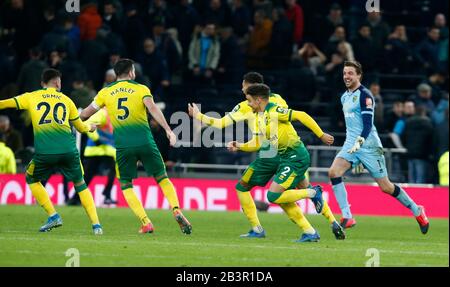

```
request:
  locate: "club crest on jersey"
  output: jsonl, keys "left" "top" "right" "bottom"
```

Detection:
{"left": 366, "top": 97, "right": 373, "bottom": 109}
{"left": 352, "top": 95, "right": 357, "bottom": 102}
{"left": 276, "top": 107, "right": 288, "bottom": 114}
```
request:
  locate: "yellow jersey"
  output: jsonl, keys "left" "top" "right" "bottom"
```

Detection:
{"left": 84, "top": 108, "right": 116, "bottom": 158}
{"left": 0, "top": 142, "right": 16, "bottom": 174}
{"left": 254, "top": 102, "right": 301, "bottom": 152}
{"left": 93, "top": 80, "right": 153, "bottom": 148}
{"left": 196, "top": 93, "right": 288, "bottom": 132}
{"left": 13, "top": 88, "right": 81, "bottom": 154}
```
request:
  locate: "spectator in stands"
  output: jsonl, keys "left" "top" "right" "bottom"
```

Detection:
{"left": 0, "top": 115, "right": 23, "bottom": 154}
{"left": 297, "top": 42, "right": 326, "bottom": 76}
{"left": 48, "top": 48, "right": 87, "bottom": 95}
{"left": 172, "top": 0, "right": 200, "bottom": 56}
{"left": 230, "top": 0, "right": 251, "bottom": 39}
{"left": 204, "top": 0, "right": 231, "bottom": 27}
{"left": 402, "top": 105, "right": 434, "bottom": 183}
{"left": 70, "top": 79, "right": 96, "bottom": 109}
{"left": 40, "top": 16, "right": 77, "bottom": 59}
{"left": 252, "top": 0, "right": 273, "bottom": 18}
{"left": 431, "top": 92, "right": 449, "bottom": 126}
{"left": 77, "top": 2, "right": 102, "bottom": 41}
{"left": 16, "top": 47, "right": 48, "bottom": 93}
{"left": 438, "top": 37, "right": 448, "bottom": 74}
{"left": 390, "top": 100, "right": 415, "bottom": 149}
{"left": 137, "top": 38, "right": 170, "bottom": 101}
{"left": 101, "top": 1, "right": 122, "bottom": 35}
{"left": 365, "top": 11, "right": 390, "bottom": 51}
{"left": 415, "top": 27, "right": 441, "bottom": 73}
{"left": 148, "top": 0, "right": 173, "bottom": 32}
{"left": 269, "top": 7, "right": 294, "bottom": 69}
{"left": 188, "top": 23, "right": 221, "bottom": 84}
{"left": 433, "top": 108, "right": 449, "bottom": 185}
{"left": 325, "top": 25, "right": 348, "bottom": 58}
{"left": 385, "top": 101, "right": 404, "bottom": 132}
{"left": 427, "top": 71, "right": 447, "bottom": 103}
{"left": 0, "top": 132, "right": 16, "bottom": 174}
{"left": 384, "top": 25, "right": 414, "bottom": 73}
{"left": 352, "top": 24, "right": 378, "bottom": 72}
{"left": 247, "top": 9, "right": 273, "bottom": 69}
{"left": 122, "top": 3, "right": 145, "bottom": 58}
{"left": 318, "top": 3, "right": 347, "bottom": 48}
{"left": 284, "top": 0, "right": 304, "bottom": 47}
{"left": 434, "top": 13, "right": 448, "bottom": 39}
{"left": 151, "top": 19, "right": 182, "bottom": 76}
{"left": 217, "top": 27, "right": 244, "bottom": 85}
{"left": 103, "top": 69, "right": 116, "bottom": 86}
{"left": 369, "top": 82, "right": 384, "bottom": 130}
{"left": 409, "top": 83, "right": 436, "bottom": 115}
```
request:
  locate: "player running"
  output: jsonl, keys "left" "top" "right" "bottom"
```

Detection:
{"left": 227, "top": 84, "right": 338, "bottom": 242}
{"left": 0, "top": 69, "right": 102, "bottom": 235}
{"left": 188, "top": 72, "right": 345, "bottom": 240}
{"left": 328, "top": 60, "right": 429, "bottom": 234}
{"left": 80, "top": 59, "right": 192, "bottom": 235}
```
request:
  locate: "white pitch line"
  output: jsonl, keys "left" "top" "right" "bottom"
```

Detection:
{"left": 0, "top": 236, "right": 447, "bottom": 257}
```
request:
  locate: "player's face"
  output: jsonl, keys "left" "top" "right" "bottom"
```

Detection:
{"left": 343, "top": 67, "right": 360, "bottom": 89}
{"left": 246, "top": 94, "right": 259, "bottom": 112}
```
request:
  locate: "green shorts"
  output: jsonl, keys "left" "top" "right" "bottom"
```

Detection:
{"left": 273, "top": 142, "right": 311, "bottom": 189}
{"left": 240, "top": 153, "right": 281, "bottom": 188}
{"left": 116, "top": 142, "right": 166, "bottom": 182}
{"left": 26, "top": 152, "right": 84, "bottom": 183}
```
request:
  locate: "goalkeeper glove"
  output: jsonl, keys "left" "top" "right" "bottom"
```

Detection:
{"left": 348, "top": 136, "right": 365, "bottom": 154}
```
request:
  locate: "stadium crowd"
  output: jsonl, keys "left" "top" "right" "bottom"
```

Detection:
{"left": 0, "top": 0, "right": 448, "bottom": 185}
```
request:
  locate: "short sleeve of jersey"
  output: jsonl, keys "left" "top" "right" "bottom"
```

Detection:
{"left": 14, "top": 93, "right": 31, "bottom": 110}
{"left": 93, "top": 88, "right": 107, "bottom": 110}
{"left": 68, "top": 99, "right": 80, "bottom": 121}
{"left": 271, "top": 106, "right": 292, "bottom": 122}
{"left": 140, "top": 84, "right": 153, "bottom": 100}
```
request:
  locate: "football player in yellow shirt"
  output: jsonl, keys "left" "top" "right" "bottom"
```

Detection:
{"left": 227, "top": 83, "right": 343, "bottom": 242}
{"left": 80, "top": 59, "right": 192, "bottom": 235}
{"left": 189, "top": 73, "right": 344, "bottom": 240}
{"left": 0, "top": 69, "right": 102, "bottom": 234}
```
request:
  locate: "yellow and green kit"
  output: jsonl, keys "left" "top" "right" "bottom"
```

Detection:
{"left": 92, "top": 80, "right": 166, "bottom": 182}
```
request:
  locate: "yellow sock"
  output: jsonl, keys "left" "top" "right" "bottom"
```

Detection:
{"left": 274, "top": 188, "right": 315, "bottom": 204}
{"left": 123, "top": 188, "right": 151, "bottom": 225}
{"left": 78, "top": 189, "right": 100, "bottom": 225}
{"left": 237, "top": 191, "right": 262, "bottom": 229}
{"left": 321, "top": 200, "right": 337, "bottom": 224}
{"left": 29, "top": 182, "right": 56, "bottom": 216}
{"left": 280, "top": 202, "right": 315, "bottom": 234}
{"left": 158, "top": 178, "right": 180, "bottom": 210}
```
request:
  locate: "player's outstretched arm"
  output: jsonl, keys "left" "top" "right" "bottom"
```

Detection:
{"left": 290, "top": 110, "right": 334, "bottom": 145}
{"left": 0, "top": 99, "right": 17, "bottom": 110}
{"left": 144, "top": 97, "right": 176, "bottom": 146}
{"left": 188, "top": 103, "right": 234, "bottom": 129}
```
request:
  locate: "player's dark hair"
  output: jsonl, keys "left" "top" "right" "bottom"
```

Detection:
{"left": 344, "top": 60, "right": 363, "bottom": 76}
{"left": 41, "top": 68, "right": 62, "bottom": 84}
{"left": 246, "top": 84, "right": 270, "bottom": 99}
{"left": 114, "top": 58, "right": 134, "bottom": 77}
{"left": 243, "top": 72, "right": 264, "bottom": 84}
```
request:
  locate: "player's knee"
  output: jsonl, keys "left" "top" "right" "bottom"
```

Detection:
{"left": 328, "top": 168, "right": 340, "bottom": 179}
{"left": 267, "top": 191, "right": 281, "bottom": 203}
{"left": 236, "top": 181, "right": 250, "bottom": 192}
{"left": 155, "top": 174, "right": 168, "bottom": 184}
{"left": 25, "top": 174, "right": 38, "bottom": 184}
{"left": 120, "top": 180, "right": 133, "bottom": 190}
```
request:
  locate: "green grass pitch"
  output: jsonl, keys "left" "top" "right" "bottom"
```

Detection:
{"left": 0, "top": 205, "right": 448, "bottom": 267}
